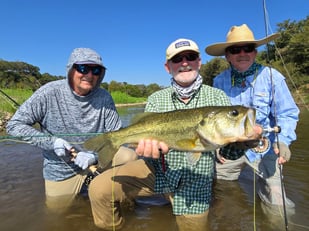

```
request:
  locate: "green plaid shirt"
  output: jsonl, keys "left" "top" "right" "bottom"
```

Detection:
{"left": 145, "top": 84, "right": 231, "bottom": 215}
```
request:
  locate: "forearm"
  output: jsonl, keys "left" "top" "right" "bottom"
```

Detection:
{"left": 6, "top": 113, "right": 55, "bottom": 150}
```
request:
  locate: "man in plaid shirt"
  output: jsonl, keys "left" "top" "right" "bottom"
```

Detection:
{"left": 89, "top": 38, "right": 231, "bottom": 230}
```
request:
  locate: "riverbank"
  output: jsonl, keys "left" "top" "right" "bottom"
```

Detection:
{"left": 0, "top": 102, "right": 147, "bottom": 132}
{"left": 115, "top": 102, "right": 146, "bottom": 107}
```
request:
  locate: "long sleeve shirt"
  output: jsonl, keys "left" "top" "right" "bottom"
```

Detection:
{"left": 213, "top": 66, "right": 299, "bottom": 162}
{"left": 6, "top": 79, "right": 121, "bottom": 181}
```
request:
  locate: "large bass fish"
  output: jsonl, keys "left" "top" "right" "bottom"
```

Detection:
{"left": 84, "top": 106, "right": 260, "bottom": 167}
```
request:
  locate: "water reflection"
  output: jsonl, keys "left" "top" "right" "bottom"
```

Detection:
{"left": 116, "top": 105, "right": 145, "bottom": 128}
{"left": 0, "top": 106, "right": 308, "bottom": 231}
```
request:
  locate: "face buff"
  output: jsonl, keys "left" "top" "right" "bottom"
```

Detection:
{"left": 171, "top": 74, "right": 203, "bottom": 99}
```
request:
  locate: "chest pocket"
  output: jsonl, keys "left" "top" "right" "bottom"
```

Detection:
{"left": 252, "top": 91, "right": 271, "bottom": 125}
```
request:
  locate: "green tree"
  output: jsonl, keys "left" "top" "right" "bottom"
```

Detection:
{"left": 146, "top": 83, "right": 162, "bottom": 96}
{"left": 200, "top": 58, "right": 229, "bottom": 86}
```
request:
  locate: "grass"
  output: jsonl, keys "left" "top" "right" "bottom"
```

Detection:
{"left": 0, "top": 88, "right": 146, "bottom": 115}
{"left": 111, "top": 91, "right": 146, "bottom": 104}
{"left": 0, "top": 88, "right": 33, "bottom": 113}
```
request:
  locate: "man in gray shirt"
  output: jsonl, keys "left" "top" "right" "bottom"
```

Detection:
{"left": 6, "top": 48, "right": 136, "bottom": 211}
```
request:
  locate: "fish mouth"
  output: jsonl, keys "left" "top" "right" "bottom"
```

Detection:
{"left": 244, "top": 108, "right": 260, "bottom": 139}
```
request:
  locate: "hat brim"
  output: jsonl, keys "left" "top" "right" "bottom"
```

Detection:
{"left": 75, "top": 61, "right": 105, "bottom": 68}
{"left": 205, "top": 33, "right": 280, "bottom": 56}
{"left": 167, "top": 48, "right": 200, "bottom": 60}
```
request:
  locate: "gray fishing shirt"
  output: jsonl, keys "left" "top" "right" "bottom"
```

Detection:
{"left": 6, "top": 79, "right": 121, "bottom": 181}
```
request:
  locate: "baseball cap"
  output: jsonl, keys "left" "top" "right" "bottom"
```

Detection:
{"left": 166, "top": 38, "right": 200, "bottom": 60}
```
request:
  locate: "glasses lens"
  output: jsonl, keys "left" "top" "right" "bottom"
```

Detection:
{"left": 171, "top": 56, "right": 183, "bottom": 63}
{"left": 74, "top": 64, "right": 88, "bottom": 74}
{"left": 74, "top": 64, "right": 103, "bottom": 75}
{"left": 186, "top": 53, "right": 199, "bottom": 61}
{"left": 228, "top": 45, "right": 255, "bottom": 54}
{"left": 243, "top": 45, "right": 255, "bottom": 53}
{"left": 171, "top": 53, "right": 199, "bottom": 63}
{"left": 228, "top": 47, "right": 241, "bottom": 54}
{"left": 91, "top": 66, "right": 103, "bottom": 75}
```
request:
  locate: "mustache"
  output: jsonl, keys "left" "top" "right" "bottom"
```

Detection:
{"left": 81, "top": 75, "right": 94, "bottom": 81}
{"left": 236, "top": 57, "right": 250, "bottom": 62}
{"left": 178, "top": 65, "right": 193, "bottom": 72}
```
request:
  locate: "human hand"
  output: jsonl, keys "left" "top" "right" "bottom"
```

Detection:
{"left": 273, "top": 142, "right": 291, "bottom": 164}
{"left": 135, "top": 139, "right": 169, "bottom": 159}
{"left": 53, "top": 138, "right": 73, "bottom": 157}
{"left": 216, "top": 149, "right": 226, "bottom": 164}
{"left": 74, "top": 151, "right": 97, "bottom": 170}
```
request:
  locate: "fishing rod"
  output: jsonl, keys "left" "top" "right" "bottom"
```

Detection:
{"left": 262, "top": 0, "right": 289, "bottom": 230}
{"left": 0, "top": 89, "right": 101, "bottom": 192}
{"left": 0, "top": 88, "right": 20, "bottom": 109}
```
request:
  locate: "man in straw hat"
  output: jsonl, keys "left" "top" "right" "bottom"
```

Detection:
{"left": 205, "top": 24, "right": 299, "bottom": 211}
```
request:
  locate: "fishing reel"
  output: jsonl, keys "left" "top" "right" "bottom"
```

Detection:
{"left": 251, "top": 126, "right": 281, "bottom": 154}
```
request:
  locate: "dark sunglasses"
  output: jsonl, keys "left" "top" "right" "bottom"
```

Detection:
{"left": 226, "top": 44, "right": 256, "bottom": 55}
{"left": 170, "top": 53, "right": 199, "bottom": 63}
{"left": 73, "top": 64, "right": 104, "bottom": 75}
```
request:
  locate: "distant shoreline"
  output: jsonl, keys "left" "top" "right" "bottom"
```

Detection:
{"left": 116, "top": 102, "right": 146, "bottom": 107}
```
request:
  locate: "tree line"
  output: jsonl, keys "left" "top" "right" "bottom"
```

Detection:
{"left": 1, "top": 16, "right": 308, "bottom": 98}
{"left": 199, "top": 16, "right": 309, "bottom": 93}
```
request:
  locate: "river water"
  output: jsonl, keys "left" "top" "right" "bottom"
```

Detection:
{"left": 0, "top": 106, "right": 308, "bottom": 231}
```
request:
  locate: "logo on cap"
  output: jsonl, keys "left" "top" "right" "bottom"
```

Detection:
{"left": 175, "top": 41, "right": 191, "bottom": 49}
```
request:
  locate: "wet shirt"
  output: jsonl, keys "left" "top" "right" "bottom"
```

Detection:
{"left": 145, "top": 84, "right": 231, "bottom": 215}
{"left": 213, "top": 66, "right": 299, "bottom": 162}
{"left": 6, "top": 79, "right": 121, "bottom": 181}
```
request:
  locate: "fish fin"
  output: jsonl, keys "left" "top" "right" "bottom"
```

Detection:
{"left": 198, "top": 136, "right": 221, "bottom": 151}
{"left": 176, "top": 138, "right": 213, "bottom": 152}
{"left": 186, "top": 152, "right": 202, "bottom": 165}
{"left": 83, "top": 133, "right": 118, "bottom": 168}
{"left": 176, "top": 139, "right": 196, "bottom": 151}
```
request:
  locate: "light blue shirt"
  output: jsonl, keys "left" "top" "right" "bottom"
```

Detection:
{"left": 213, "top": 66, "right": 299, "bottom": 162}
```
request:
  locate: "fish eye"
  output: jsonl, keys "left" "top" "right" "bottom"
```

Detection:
{"left": 229, "top": 109, "right": 239, "bottom": 117}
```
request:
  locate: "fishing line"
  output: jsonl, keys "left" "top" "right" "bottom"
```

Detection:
{"left": 253, "top": 169, "right": 256, "bottom": 231}
{"left": 0, "top": 132, "right": 101, "bottom": 141}
{"left": 262, "top": 0, "right": 309, "bottom": 111}
{"left": 111, "top": 158, "right": 116, "bottom": 231}
{"left": 262, "top": 0, "right": 288, "bottom": 230}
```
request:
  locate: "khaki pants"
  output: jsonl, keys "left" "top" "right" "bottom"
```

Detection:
{"left": 89, "top": 158, "right": 211, "bottom": 230}
{"left": 45, "top": 146, "right": 138, "bottom": 213}
{"left": 45, "top": 173, "right": 87, "bottom": 212}
{"left": 89, "top": 159, "right": 155, "bottom": 230}
{"left": 175, "top": 211, "right": 209, "bottom": 231}
{"left": 215, "top": 153, "right": 295, "bottom": 208}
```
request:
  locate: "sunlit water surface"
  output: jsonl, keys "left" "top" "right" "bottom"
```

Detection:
{"left": 0, "top": 106, "right": 308, "bottom": 231}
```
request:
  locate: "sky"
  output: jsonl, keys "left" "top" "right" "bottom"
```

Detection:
{"left": 1, "top": 0, "right": 308, "bottom": 87}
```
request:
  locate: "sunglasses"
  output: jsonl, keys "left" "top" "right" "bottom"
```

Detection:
{"left": 73, "top": 64, "right": 104, "bottom": 75}
{"left": 170, "top": 53, "right": 199, "bottom": 63}
{"left": 226, "top": 44, "right": 256, "bottom": 55}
